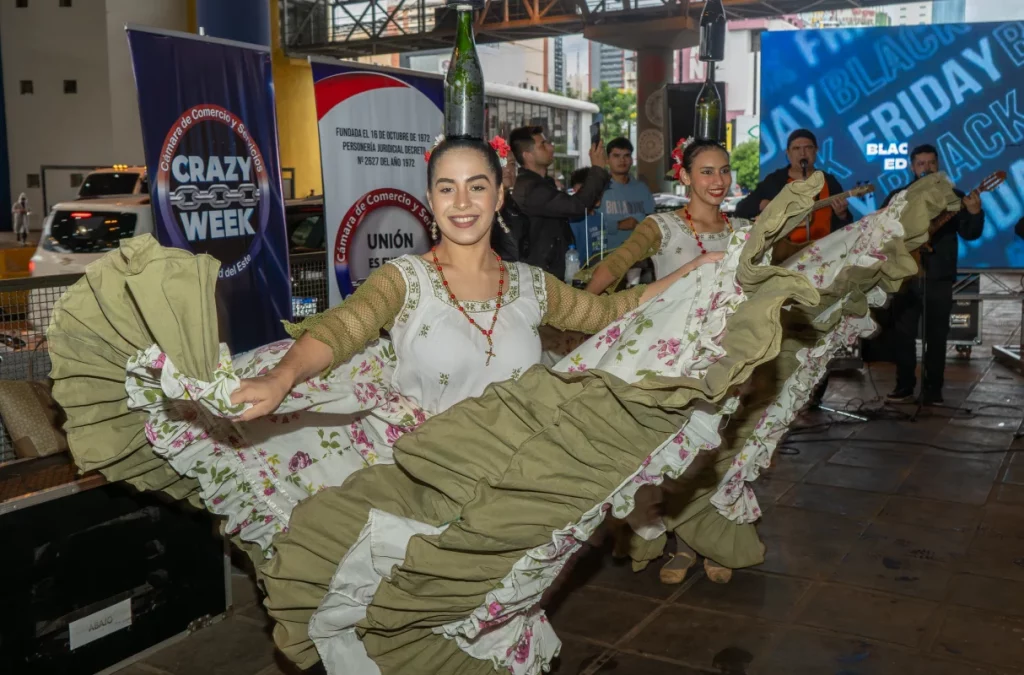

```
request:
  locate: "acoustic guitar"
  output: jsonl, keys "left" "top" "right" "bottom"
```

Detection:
{"left": 773, "top": 183, "right": 876, "bottom": 262}
{"left": 910, "top": 170, "right": 1006, "bottom": 276}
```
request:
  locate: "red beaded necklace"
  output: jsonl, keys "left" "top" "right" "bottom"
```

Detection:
{"left": 682, "top": 207, "right": 732, "bottom": 256}
{"left": 431, "top": 247, "right": 505, "bottom": 366}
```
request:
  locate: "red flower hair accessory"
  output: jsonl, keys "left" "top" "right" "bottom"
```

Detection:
{"left": 666, "top": 136, "right": 696, "bottom": 182}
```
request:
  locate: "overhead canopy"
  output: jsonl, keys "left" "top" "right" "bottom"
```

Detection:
{"left": 280, "top": 0, "right": 937, "bottom": 57}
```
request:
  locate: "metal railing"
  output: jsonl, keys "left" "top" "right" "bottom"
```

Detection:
{"left": 0, "top": 274, "right": 81, "bottom": 462}
{"left": 0, "top": 256, "right": 334, "bottom": 463}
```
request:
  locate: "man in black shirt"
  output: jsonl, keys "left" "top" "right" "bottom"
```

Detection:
{"left": 883, "top": 144, "right": 985, "bottom": 404}
{"left": 509, "top": 125, "right": 608, "bottom": 280}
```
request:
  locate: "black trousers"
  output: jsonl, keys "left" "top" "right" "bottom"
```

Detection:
{"left": 890, "top": 277, "right": 954, "bottom": 394}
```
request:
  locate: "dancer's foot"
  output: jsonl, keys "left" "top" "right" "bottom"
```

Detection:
{"left": 704, "top": 558, "right": 733, "bottom": 584}
{"left": 659, "top": 551, "right": 697, "bottom": 584}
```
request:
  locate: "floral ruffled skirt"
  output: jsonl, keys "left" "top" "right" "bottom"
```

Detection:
{"left": 48, "top": 174, "right": 959, "bottom": 674}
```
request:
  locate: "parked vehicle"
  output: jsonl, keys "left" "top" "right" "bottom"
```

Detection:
{"left": 653, "top": 193, "right": 688, "bottom": 213}
{"left": 76, "top": 166, "right": 148, "bottom": 199}
{"left": 24, "top": 195, "right": 331, "bottom": 329}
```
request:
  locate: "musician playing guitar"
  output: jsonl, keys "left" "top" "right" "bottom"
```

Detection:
{"left": 882, "top": 143, "right": 986, "bottom": 406}
{"left": 735, "top": 128, "right": 854, "bottom": 407}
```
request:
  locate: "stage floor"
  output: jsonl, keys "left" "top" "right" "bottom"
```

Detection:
{"left": 113, "top": 280, "right": 1024, "bottom": 675}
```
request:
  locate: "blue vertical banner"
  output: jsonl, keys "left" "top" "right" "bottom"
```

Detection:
{"left": 126, "top": 27, "right": 290, "bottom": 352}
{"left": 760, "top": 22, "right": 1024, "bottom": 270}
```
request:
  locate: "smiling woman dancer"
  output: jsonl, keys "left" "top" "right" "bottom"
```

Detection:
{"left": 231, "top": 138, "right": 720, "bottom": 424}
{"left": 584, "top": 138, "right": 767, "bottom": 587}
{"left": 586, "top": 138, "right": 734, "bottom": 296}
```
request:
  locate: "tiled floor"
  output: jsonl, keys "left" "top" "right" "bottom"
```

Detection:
{"left": 114, "top": 277, "right": 1024, "bottom": 675}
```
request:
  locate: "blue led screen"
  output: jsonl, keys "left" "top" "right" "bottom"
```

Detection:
{"left": 760, "top": 22, "right": 1024, "bottom": 269}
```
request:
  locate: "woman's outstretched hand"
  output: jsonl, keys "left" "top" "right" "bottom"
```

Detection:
{"left": 230, "top": 371, "right": 293, "bottom": 422}
{"left": 693, "top": 251, "right": 726, "bottom": 267}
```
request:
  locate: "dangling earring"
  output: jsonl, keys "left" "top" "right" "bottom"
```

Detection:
{"left": 496, "top": 211, "right": 510, "bottom": 234}
{"left": 431, "top": 220, "right": 439, "bottom": 240}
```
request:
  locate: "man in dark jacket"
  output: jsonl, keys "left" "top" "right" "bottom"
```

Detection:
{"left": 509, "top": 125, "right": 609, "bottom": 280}
{"left": 736, "top": 129, "right": 853, "bottom": 407}
{"left": 883, "top": 144, "right": 984, "bottom": 404}
{"left": 735, "top": 128, "right": 852, "bottom": 238}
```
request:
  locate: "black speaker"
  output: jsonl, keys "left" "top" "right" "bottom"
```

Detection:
{"left": 663, "top": 82, "right": 727, "bottom": 159}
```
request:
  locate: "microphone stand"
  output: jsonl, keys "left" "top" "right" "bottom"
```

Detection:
{"left": 801, "top": 159, "right": 811, "bottom": 242}
{"left": 908, "top": 195, "right": 971, "bottom": 422}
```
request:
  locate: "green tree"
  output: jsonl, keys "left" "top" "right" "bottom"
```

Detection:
{"left": 731, "top": 139, "right": 760, "bottom": 191}
{"left": 588, "top": 82, "right": 636, "bottom": 141}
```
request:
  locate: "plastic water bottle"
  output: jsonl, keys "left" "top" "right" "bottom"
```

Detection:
{"left": 564, "top": 245, "right": 580, "bottom": 285}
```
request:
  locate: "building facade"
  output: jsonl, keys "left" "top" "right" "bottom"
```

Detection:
{"left": 931, "top": 0, "right": 967, "bottom": 23}
{"left": 0, "top": 0, "right": 188, "bottom": 227}
{"left": 886, "top": 3, "right": 934, "bottom": 25}
{"left": 589, "top": 42, "right": 631, "bottom": 91}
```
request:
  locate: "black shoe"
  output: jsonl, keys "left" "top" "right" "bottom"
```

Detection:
{"left": 923, "top": 391, "right": 944, "bottom": 405}
{"left": 886, "top": 388, "right": 915, "bottom": 403}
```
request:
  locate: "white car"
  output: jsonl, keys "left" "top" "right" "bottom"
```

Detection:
{"left": 30, "top": 196, "right": 154, "bottom": 277}
{"left": 27, "top": 196, "right": 154, "bottom": 330}
{"left": 76, "top": 166, "right": 148, "bottom": 200}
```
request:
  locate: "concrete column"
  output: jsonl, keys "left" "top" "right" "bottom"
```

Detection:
{"left": 196, "top": 0, "right": 270, "bottom": 46}
{"left": 583, "top": 16, "right": 696, "bottom": 194}
{"left": 634, "top": 49, "right": 672, "bottom": 194}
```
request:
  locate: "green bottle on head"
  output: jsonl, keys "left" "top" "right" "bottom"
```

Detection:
{"left": 694, "top": 64, "right": 723, "bottom": 142}
{"left": 445, "top": 1, "right": 485, "bottom": 140}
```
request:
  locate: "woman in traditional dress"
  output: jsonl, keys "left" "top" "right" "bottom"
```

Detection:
{"left": 583, "top": 138, "right": 764, "bottom": 587}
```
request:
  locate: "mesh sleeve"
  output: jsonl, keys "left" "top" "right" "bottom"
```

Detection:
{"left": 284, "top": 263, "right": 406, "bottom": 372}
{"left": 598, "top": 217, "right": 663, "bottom": 281}
{"left": 542, "top": 272, "right": 645, "bottom": 334}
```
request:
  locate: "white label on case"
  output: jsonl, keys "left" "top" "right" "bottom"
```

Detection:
{"left": 68, "top": 598, "right": 132, "bottom": 650}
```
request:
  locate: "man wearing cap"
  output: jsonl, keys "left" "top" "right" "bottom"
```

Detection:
{"left": 735, "top": 128, "right": 854, "bottom": 407}
{"left": 735, "top": 129, "right": 852, "bottom": 236}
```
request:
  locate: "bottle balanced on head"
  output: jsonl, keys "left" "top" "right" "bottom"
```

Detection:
{"left": 445, "top": 0, "right": 486, "bottom": 140}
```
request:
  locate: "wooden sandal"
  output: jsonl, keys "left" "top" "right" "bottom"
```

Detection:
{"left": 659, "top": 551, "right": 697, "bottom": 584}
{"left": 704, "top": 558, "right": 734, "bottom": 584}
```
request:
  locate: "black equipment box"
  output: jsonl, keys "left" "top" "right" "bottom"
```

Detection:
{"left": 0, "top": 456, "right": 228, "bottom": 675}
{"left": 946, "top": 275, "right": 982, "bottom": 346}
{"left": 863, "top": 274, "right": 981, "bottom": 362}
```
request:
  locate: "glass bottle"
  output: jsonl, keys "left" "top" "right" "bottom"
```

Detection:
{"left": 694, "top": 64, "right": 723, "bottom": 141}
{"left": 445, "top": 2, "right": 485, "bottom": 140}
{"left": 698, "top": 0, "right": 727, "bottom": 62}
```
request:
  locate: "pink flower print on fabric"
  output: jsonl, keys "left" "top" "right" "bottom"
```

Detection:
{"left": 288, "top": 451, "right": 312, "bottom": 472}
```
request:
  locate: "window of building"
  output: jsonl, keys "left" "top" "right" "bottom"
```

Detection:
{"left": 16, "top": 0, "right": 28, "bottom": 8}
{"left": 59, "top": 0, "right": 72, "bottom": 6}
{"left": 27, "top": 174, "right": 41, "bottom": 188}
{"left": 64, "top": 79, "right": 78, "bottom": 94}
{"left": 20, "top": 80, "right": 33, "bottom": 95}
{"left": 567, "top": 111, "right": 579, "bottom": 154}
{"left": 70, "top": 173, "right": 84, "bottom": 188}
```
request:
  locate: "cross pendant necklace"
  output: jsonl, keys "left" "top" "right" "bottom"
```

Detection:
{"left": 431, "top": 247, "right": 506, "bottom": 366}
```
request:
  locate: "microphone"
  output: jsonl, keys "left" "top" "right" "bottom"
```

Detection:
{"left": 800, "top": 159, "right": 808, "bottom": 179}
